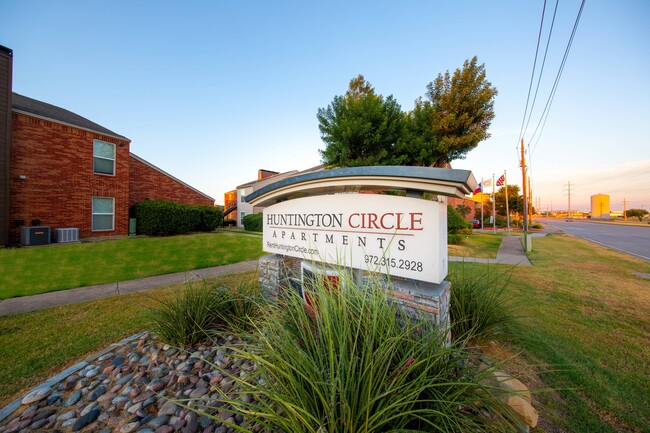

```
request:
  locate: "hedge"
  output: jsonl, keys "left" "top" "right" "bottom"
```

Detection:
{"left": 243, "top": 213, "right": 263, "bottom": 232}
{"left": 132, "top": 200, "right": 222, "bottom": 236}
{"left": 195, "top": 205, "right": 223, "bottom": 232}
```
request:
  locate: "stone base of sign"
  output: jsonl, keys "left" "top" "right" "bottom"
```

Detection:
{"left": 385, "top": 278, "right": 450, "bottom": 340}
{"left": 258, "top": 254, "right": 299, "bottom": 300}
{"left": 258, "top": 254, "right": 450, "bottom": 337}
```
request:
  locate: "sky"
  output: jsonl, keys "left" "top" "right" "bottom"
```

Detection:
{"left": 1, "top": 0, "right": 648, "bottom": 212}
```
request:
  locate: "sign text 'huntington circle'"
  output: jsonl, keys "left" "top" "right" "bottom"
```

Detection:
{"left": 263, "top": 194, "right": 447, "bottom": 283}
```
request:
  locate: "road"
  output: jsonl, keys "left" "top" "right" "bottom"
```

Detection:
{"left": 538, "top": 218, "right": 650, "bottom": 262}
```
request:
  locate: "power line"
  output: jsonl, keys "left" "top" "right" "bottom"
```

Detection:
{"left": 523, "top": 0, "right": 560, "bottom": 137}
{"left": 517, "top": 0, "right": 547, "bottom": 157}
{"left": 529, "top": 0, "right": 586, "bottom": 154}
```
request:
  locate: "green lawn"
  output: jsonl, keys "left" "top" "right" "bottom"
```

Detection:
{"left": 448, "top": 232, "right": 504, "bottom": 258}
{"left": 0, "top": 232, "right": 264, "bottom": 299}
{"left": 501, "top": 234, "right": 650, "bottom": 432}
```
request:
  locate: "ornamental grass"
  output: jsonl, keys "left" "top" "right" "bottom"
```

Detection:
{"left": 193, "top": 269, "right": 523, "bottom": 432}
{"left": 448, "top": 263, "right": 521, "bottom": 344}
{"left": 147, "top": 279, "right": 262, "bottom": 348}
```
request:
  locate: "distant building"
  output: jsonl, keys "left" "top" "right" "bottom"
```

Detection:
{"left": 225, "top": 166, "right": 323, "bottom": 227}
{"left": 591, "top": 194, "right": 610, "bottom": 219}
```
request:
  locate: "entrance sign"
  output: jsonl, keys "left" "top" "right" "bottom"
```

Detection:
{"left": 263, "top": 194, "right": 447, "bottom": 284}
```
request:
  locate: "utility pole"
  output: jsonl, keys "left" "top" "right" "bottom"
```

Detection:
{"left": 528, "top": 175, "right": 533, "bottom": 225}
{"left": 520, "top": 139, "right": 531, "bottom": 251}
{"left": 520, "top": 139, "right": 528, "bottom": 232}
{"left": 623, "top": 198, "right": 627, "bottom": 222}
{"left": 563, "top": 181, "right": 574, "bottom": 219}
{"left": 504, "top": 170, "right": 510, "bottom": 233}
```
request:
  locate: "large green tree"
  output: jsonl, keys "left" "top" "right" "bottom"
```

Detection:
{"left": 494, "top": 185, "right": 523, "bottom": 215}
{"left": 318, "top": 75, "right": 405, "bottom": 167}
{"left": 402, "top": 56, "right": 497, "bottom": 167}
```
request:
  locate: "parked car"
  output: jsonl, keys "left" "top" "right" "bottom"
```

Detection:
{"left": 469, "top": 219, "right": 481, "bottom": 229}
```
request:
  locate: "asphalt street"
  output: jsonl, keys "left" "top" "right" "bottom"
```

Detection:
{"left": 539, "top": 218, "right": 650, "bottom": 262}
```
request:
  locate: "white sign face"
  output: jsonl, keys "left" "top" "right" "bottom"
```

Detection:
{"left": 262, "top": 194, "right": 448, "bottom": 284}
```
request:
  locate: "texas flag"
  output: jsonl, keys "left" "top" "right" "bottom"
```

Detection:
{"left": 473, "top": 183, "right": 482, "bottom": 195}
{"left": 496, "top": 174, "right": 505, "bottom": 186}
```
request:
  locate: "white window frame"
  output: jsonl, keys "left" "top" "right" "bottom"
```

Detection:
{"left": 92, "top": 196, "right": 115, "bottom": 231}
{"left": 240, "top": 211, "right": 246, "bottom": 226}
{"left": 93, "top": 139, "right": 116, "bottom": 176}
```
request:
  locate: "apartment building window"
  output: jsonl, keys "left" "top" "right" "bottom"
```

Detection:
{"left": 92, "top": 197, "right": 114, "bottom": 231}
{"left": 93, "top": 139, "right": 115, "bottom": 175}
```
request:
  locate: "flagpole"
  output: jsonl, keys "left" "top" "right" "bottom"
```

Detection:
{"left": 492, "top": 174, "right": 496, "bottom": 233}
{"left": 480, "top": 178, "right": 485, "bottom": 233}
{"left": 504, "top": 171, "right": 510, "bottom": 233}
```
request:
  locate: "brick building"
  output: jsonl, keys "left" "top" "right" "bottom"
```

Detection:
{"left": 128, "top": 153, "right": 213, "bottom": 207}
{"left": 225, "top": 166, "right": 324, "bottom": 227}
{"left": 0, "top": 45, "right": 213, "bottom": 245}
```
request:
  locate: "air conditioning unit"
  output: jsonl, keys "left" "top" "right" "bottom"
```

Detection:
{"left": 54, "top": 228, "right": 79, "bottom": 243}
{"left": 21, "top": 226, "right": 51, "bottom": 246}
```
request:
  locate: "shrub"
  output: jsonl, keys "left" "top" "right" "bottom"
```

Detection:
{"left": 132, "top": 200, "right": 221, "bottom": 235}
{"left": 223, "top": 219, "right": 237, "bottom": 227}
{"left": 243, "top": 213, "right": 263, "bottom": 232}
{"left": 448, "top": 264, "right": 520, "bottom": 343}
{"left": 448, "top": 234, "right": 463, "bottom": 244}
{"left": 195, "top": 205, "right": 223, "bottom": 231}
{"left": 448, "top": 205, "right": 471, "bottom": 234}
{"left": 194, "top": 273, "right": 523, "bottom": 432}
{"left": 495, "top": 215, "right": 508, "bottom": 228}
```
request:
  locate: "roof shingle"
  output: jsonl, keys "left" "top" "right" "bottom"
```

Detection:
{"left": 12, "top": 92, "right": 128, "bottom": 140}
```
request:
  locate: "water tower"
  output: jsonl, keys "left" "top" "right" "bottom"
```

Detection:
{"left": 591, "top": 194, "right": 610, "bottom": 219}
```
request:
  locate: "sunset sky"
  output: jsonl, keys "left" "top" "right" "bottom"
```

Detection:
{"left": 2, "top": 0, "right": 648, "bottom": 211}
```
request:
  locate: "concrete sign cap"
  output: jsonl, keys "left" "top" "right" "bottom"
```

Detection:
{"left": 246, "top": 166, "right": 477, "bottom": 207}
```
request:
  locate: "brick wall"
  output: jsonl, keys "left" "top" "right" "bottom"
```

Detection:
{"left": 129, "top": 155, "right": 213, "bottom": 207}
{"left": 447, "top": 196, "right": 479, "bottom": 220}
{"left": 9, "top": 112, "right": 130, "bottom": 243}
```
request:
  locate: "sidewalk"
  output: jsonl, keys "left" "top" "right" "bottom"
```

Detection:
{"left": 449, "top": 235, "right": 532, "bottom": 266}
{"left": 0, "top": 260, "right": 259, "bottom": 316}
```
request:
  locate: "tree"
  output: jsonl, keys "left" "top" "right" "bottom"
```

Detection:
{"left": 318, "top": 75, "right": 405, "bottom": 167}
{"left": 455, "top": 204, "right": 471, "bottom": 219}
{"left": 403, "top": 57, "right": 497, "bottom": 167}
{"left": 494, "top": 185, "right": 522, "bottom": 215}
{"left": 625, "top": 208, "right": 648, "bottom": 222}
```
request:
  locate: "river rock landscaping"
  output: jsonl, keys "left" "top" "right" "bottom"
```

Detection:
{"left": 0, "top": 332, "right": 256, "bottom": 433}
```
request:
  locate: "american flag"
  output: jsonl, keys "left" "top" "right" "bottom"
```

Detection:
{"left": 496, "top": 174, "right": 505, "bottom": 186}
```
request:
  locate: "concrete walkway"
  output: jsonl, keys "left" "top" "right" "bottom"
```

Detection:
{"left": 0, "top": 260, "right": 259, "bottom": 316}
{"left": 449, "top": 235, "right": 532, "bottom": 266}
